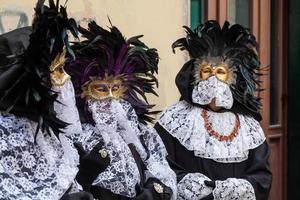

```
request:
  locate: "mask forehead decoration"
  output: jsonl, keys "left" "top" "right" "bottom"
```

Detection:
{"left": 173, "top": 20, "right": 262, "bottom": 118}
{"left": 65, "top": 21, "right": 159, "bottom": 124}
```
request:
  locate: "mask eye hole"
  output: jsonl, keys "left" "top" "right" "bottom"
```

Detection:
{"left": 214, "top": 66, "right": 229, "bottom": 82}
{"left": 199, "top": 65, "right": 212, "bottom": 80}
{"left": 216, "top": 68, "right": 226, "bottom": 75}
{"left": 57, "top": 65, "right": 64, "bottom": 73}
{"left": 111, "top": 84, "right": 120, "bottom": 92}
{"left": 95, "top": 84, "right": 108, "bottom": 92}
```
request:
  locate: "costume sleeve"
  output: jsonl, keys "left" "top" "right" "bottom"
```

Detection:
{"left": 243, "top": 141, "right": 272, "bottom": 200}
{"left": 212, "top": 141, "right": 272, "bottom": 200}
{"left": 139, "top": 124, "right": 177, "bottom": 199}
{"left": 75, "top": 141, "right": 110, "bottom": 192}
{"left": 154, "top": 123, "right": 213, "bottom": 200}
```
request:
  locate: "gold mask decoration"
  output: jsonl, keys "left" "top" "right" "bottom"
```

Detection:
{"left": 199, "top": 64, "right": 229, "bottom": 82}
{"left": 50, "top": 49, "right": 70, "bottom": 86}
{"left": 82, "top": 75, "right": 126, "bottom": 100}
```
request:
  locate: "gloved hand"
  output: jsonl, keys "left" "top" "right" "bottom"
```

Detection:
{"left": 204, "top": 180, "right": 216, "bottom": 188}
{"left": 134, "top": 178, "right": 172, "bottom": 200}
{"left": 200, "top": 180, "right": 216, "bottom": 200}
{"left": 200, "top": 193, "right": 214, "bottom": 200}
{"left": 60, "top": 191, "right": 94, "bottom": 200}
{"left": 75, "top": 142, "right": 110, "bottom": 191}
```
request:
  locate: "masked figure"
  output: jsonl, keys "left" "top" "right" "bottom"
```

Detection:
{"left": 0, "top": 1, "right": 92, "bottom": 199}
{"left": 154, "top": 20, "right": 272, "bottom": 200}
{"left": 65, "top": 21, "right": 177, "bottom": 200}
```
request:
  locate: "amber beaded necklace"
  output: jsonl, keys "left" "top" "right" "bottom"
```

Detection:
{"left": 201, "top": 109, "right": 240, "bottom": 142}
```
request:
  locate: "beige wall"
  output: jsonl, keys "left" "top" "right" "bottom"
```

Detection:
{"left": 0, "top": 0, "right": 190, "bottom": 112}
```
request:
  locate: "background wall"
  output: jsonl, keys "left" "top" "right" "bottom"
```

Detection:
{"left": 0, "top": 0, "right": 190, "bottom": 112}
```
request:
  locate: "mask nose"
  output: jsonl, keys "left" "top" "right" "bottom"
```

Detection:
{"left": 108, "top": 89, "right": 113, "bottom": 98}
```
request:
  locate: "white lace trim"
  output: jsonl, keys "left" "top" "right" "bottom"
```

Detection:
{"left": 0, "top": 113, "right": 79, "bottom": 200}
{"left": 53, "top": 80, "right": 83, "bottom": 143}
{"left": 192, "top": 76, "right": 234, "bottom": 109}
{"left": 76, "top": 100, "right": 176, "bottom": 198}
{"left": 81, "top": 123, "right": 140, "bottom": 198}
{"left": 213, "top": 178, "right": 256, "bottom": 200}
{"left": 139, "top": 123, "right": 177, "bottom": 200}
{"left": 158, "top": 100, "right": 265, "bottom": 163}
{"left": 177, "top": 173, "right": 212, "bottom": 200}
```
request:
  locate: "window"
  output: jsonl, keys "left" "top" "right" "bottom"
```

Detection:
{"left": 227, "top": 0, "right": 250, "bottom": 28}
{"left": 190, "top": 0, "right": 204, "bottom": 29}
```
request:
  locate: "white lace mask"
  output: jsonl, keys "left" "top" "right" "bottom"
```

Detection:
{"left": 87, "top": 99, "right": 147, "bottom": 160}
{"left": 192, "top": 76, "right": 234, "bottom": 109}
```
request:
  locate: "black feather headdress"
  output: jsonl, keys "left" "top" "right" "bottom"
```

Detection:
{"left": 0, "top": 0, "right": 78, "bottom": 137}
{"left": 65, "top": 21, "right": 159, "bottom": 124}
{"left": 173, "top": 20, "right": 262, "bottom": 120}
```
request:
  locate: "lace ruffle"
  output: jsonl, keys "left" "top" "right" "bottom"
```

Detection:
{"left": 139, "top": 124, "right": 177, "bottom": 199}
{"left": 0, "top": 113, "right": 79, "bottom": 200}
{"left": 158, "top": 100, "right": 265, "bottom": 163}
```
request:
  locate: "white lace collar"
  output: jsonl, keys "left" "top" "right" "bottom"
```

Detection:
{"left": 0, "top": 112, "right": 79, "bottom": 200}
{"left": 158, "top": 101, "right": 265, "bottom": 163}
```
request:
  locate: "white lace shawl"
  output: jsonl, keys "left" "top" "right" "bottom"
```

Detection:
{"left": 158, "top": 100, "right": 266, "bottom": 163}
{"left": 0, "top": 113, "right": 79, "bottom": 200}
{"left": 75, "top": 99, "right": 177, "bottom": 198}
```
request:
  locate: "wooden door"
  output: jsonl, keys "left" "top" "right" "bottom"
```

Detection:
{"left": 250, "top": 1, "right": 288, "bottom": 199}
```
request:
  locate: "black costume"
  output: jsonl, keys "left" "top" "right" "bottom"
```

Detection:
{"left": 65, "top": 21, "right": 177, "bottom": 200}
{"left": 155, "top": 20, "right": 272, "bottom": 200}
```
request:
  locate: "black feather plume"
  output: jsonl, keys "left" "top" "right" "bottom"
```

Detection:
{"left": 0, "top": 0, "right": 78, "bottom": 137}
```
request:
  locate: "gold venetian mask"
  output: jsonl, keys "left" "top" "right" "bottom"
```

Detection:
{"left": 82, "top": 75, "right": 126, "bottom": 100}
{"left": 199, "top": 64, "right": 230, "bottom": 82}
{"left": 50, "top": 49, "right": 70, "bottom": 86}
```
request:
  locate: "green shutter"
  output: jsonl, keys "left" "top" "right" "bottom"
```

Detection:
{"left": 191, "top": 0, "right": 203, "bottom": 29}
